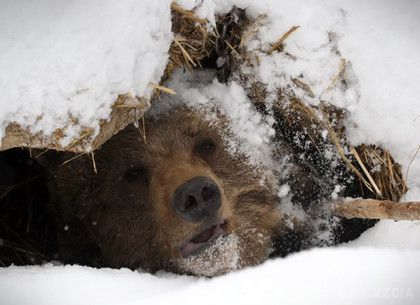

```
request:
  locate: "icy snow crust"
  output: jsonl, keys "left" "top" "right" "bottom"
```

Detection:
{"left": 1, "top": 0, "right": 420, "bottom": 303}
{"left": 0, "top": 0, "right": 172, "bottom": 147}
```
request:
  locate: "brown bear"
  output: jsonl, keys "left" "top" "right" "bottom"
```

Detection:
{"left": 41, "top": 105, "right": 287, "bottom": 276}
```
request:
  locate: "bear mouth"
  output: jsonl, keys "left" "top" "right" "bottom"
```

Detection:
{"left": 179, "top": 220, "right": 229, "bottom": 258}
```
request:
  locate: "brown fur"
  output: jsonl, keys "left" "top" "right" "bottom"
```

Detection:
{"left": 43, "top": 106, "right": 283, "bottom": 275}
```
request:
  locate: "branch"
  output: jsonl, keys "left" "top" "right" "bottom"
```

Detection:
{"left": 332, "top": 198, "right": 420, "bottom": 221}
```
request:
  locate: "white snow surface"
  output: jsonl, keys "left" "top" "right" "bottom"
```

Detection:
{"left": 1, "top": 248, "right": 419, "bottom": 305}
{"left": 1, "top": 0, "right": 420, "bottom": 304}
{"left": 0, "top": 0, "right": 172, "bottom": 146}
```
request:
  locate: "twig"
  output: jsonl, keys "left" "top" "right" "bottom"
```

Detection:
{"left": 91, "top": 152, "right": 97, "bottom": 174}
{"left": 333, "top": 198, "right": 420, "bottom": 221}
{"left": 351, "top": 147, "right": 382, "bottom": 197}
{"left": 292, "top": 78, "right": 315, "bottom": 98}
{"left": 62, "top": 152, "right": 85, "bottom": 166}
{"left": 148, "top": 82, "right": 176, "bottom": 95}
{"left": 137, "top": 115, "right": 147, "bottom": 144}
{"left": 65, "top": 130, "right": 94, "bottom": 150}
{"left": 325, "top": 58, "right": 346, "bottom": 92}
{"left": 35, "top": 149, "right": 49, "bottom": 159}
{"left": 174, "top": 37, "right": 197, "bottom": 68}
{"left": 268, "top": 25, "right": 300, "bottom": 54}
{"left": 320, "top": 109, "right": 375, "bottom": 194}
{"left": 224, "top": 39, "right": 240, "bottom": 57}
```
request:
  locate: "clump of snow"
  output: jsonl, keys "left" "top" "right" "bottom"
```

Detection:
{"left": 278, "top": 184, "right": 291, "bottom": 198}
{"left": 0, "top": 0, "right": 172, "bottom": 147}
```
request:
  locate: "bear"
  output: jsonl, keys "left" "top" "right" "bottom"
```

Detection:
{"left": 40, "top": 105, "right": 288, "bottom": 276}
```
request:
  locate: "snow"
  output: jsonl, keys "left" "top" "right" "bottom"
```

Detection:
{"left": 1, "top": 248, "right": 419, "bottom": 305}
{"left": 150, "top": 70, "right": 276, "bottom": 169}
{"left": 348, "top": 220, "right": 420, "bottom": 250}
{"left": 1, "top": 0, "right": 420, "bottom": 304}
{"left": 334, "top": 0, "right": 420, "bottom": 201}
{"left": 0, "top": 0, "right": 172, "bottom": 147}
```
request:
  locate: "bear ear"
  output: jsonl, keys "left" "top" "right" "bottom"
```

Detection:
{"left": 33, "top": 149, "right": 64, "bottom": 169}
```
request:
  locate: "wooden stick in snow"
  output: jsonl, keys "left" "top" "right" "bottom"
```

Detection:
{"left": 332, "top": 198, "right": 420, "bottom": 221}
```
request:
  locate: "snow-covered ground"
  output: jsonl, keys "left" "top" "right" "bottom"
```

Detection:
{"left": 1, "top": 0, "right": 420, "bottom": 304}
{"left": 1, "top": 247, "right": 419, "bottom": 305}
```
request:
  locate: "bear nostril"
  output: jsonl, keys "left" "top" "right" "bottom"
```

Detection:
{"left": 173, "top": 176, "right": 221, "bottom": 223}
{"left": 201, "top": 186, "right": 215, "bottom": 202}
{"left": 184, "top": 195, "right": 198, "bottom": 212}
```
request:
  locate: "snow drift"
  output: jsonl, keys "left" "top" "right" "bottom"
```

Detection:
{"left": 0, "top": 0, "right": 172, "bottom": 152}
{"left": 1, "top": 247, "right": 419, "bottom": 305}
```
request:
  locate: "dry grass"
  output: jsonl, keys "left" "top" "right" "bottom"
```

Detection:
{"left": 268, "top": 25, "right": 300, "bottom": 54}
{"left": 165, "top": 2, "right": 215, "bottom": 78}
{"left": 271, "top": 95, "right": 406, "bottom": 201}
{"left": 148, "top": 82, "right": 176, "bottom": 95}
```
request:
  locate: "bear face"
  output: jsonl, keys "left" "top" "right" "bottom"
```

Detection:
{"left": 45, "top": 106, "right": 283, "bottom": 276}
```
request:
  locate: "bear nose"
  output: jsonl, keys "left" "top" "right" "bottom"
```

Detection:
{"left": 172, "top": 176, "right": 221, "bottom": 223}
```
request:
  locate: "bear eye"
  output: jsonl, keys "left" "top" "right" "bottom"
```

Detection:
{"left": 124, "top": 167, "right": 148, "bottom": 183}
{"left": 195, "top": 139, "right": 216, "bottom": 155}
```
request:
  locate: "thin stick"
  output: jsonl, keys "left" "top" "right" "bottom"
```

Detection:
{"left": 91, "top": 152, "right": 97, "bottom": 174}
{"left": 224, "top": 40, "right": 240, "bottom": 57}
{"left": 142, "top": 115, "right": 146, "bottom": 143}
{"left": 325, "top": 58, "right": 346, "bottom": 92}
{"left": 351, "top": 147, "right": 382, "bottom": 197}
{"left": 65, "top": 130, "right": 93, "bottom": 150}
{"left": 174, "top": 37, "right": 197, "bottom": 68}
{"left": 62, "top": 152, "right": 85, "bottom": 165}
{"left": 137, "top": 115, "right": 147, "bottom": 144}
{"left": 319, "top": 108, "right": 375, "bottom": 193}
{"left": 148, "top": 82, "right": 176, "bottom": 95}
{"left": 35, "top": 149, "right": 49, "bottom": 159}
{"left": 333, "top": 198, "right": 420, "bottom": 221}
{"left": 240, "top": 29, "right": 258, "bottom": 48}
{"left": 292, "top": 78, "right": 315, "bottom": 98}
{"left": 268, "top": 25, "right": 300, "bottom": 54}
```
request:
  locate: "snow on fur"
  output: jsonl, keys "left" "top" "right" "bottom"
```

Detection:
{"left": 151, "top": 70, "right": 276, "bottom": 170}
